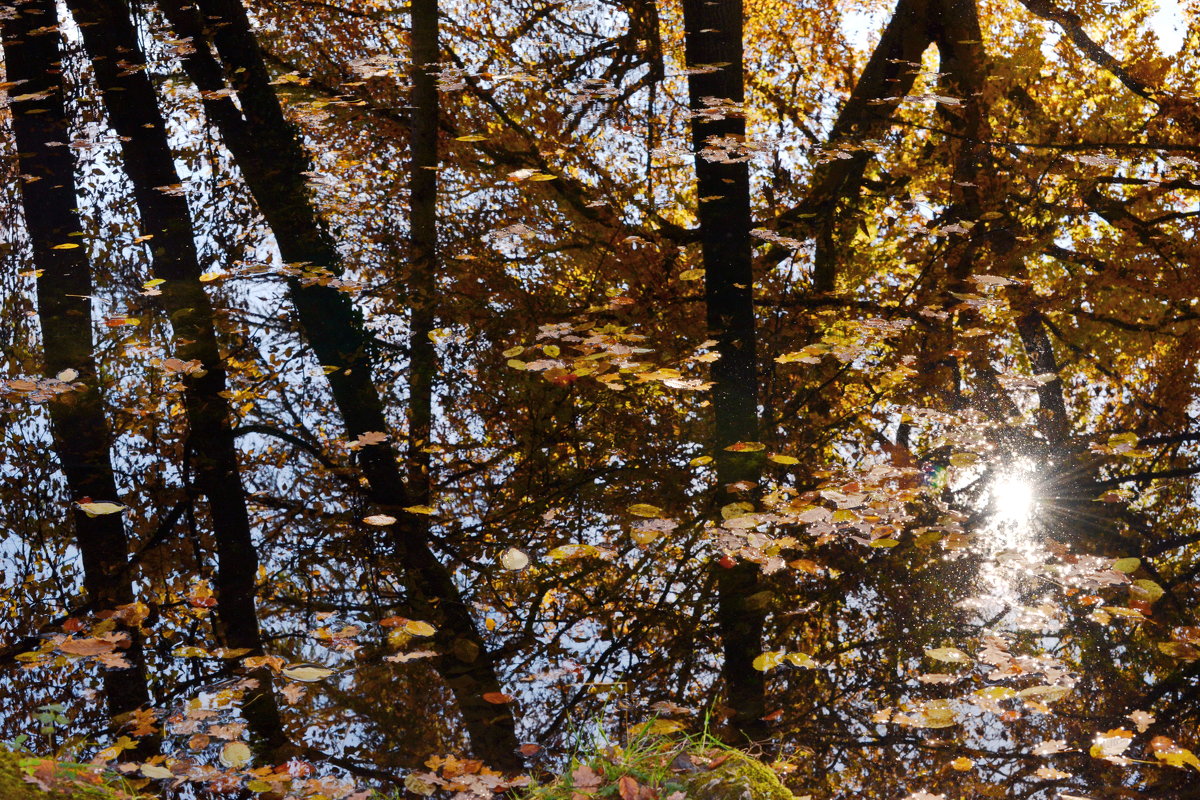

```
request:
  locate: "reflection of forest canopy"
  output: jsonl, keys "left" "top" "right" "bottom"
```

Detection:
{"left": 1, "top": 0, "right": 1199, "bottom": 797}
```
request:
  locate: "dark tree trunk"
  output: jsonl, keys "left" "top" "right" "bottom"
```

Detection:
{"left": 680, "top": 0, "right": 766, "bottom": 744}
{"left": 157, "top": 0, "right": 522, "bottom": 768}
{"left": 64, "top": 0, "right": 289, "bottom": 760}
{"left": 2, "top": 0, "right": 153, "bottom": 745}
{"left": 407, "top": 0, "right": 438, "bottom": 514}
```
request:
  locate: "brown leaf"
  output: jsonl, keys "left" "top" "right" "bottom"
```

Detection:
{"left": 707, "top": 753, "right": 732, "bottom": 770}
{"left": 618, "top": 775, "right": 641, "bottom": 800}
{"left": 58, "top": 637, "right": 116, "bottom": 656}
{"left": 572, "top": 765, "right": 603, "bottom": 791}
{"left": 482, "top": 691, "right": 513, "bottom": 704}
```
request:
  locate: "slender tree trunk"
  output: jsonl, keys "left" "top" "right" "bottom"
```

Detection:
{"left": 680, "top": 0, "right": 766, "bottom": 744}
{"left": 407, "top": 0, "right": 438, "bottom": 515}
{"left": 64, "top": 0, "right": 289, "bottom": 760}
{"left": 157, "top": 0, "right": 522, "bottom": 768}
{"left": 2, "top": 0, "right": 153, "bottom": 744}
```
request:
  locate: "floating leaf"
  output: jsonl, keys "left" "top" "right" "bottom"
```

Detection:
{"left": 1150, "top": 736, "right": 1200, "bottom": 770}
{"left": 1131, "top": 579, "right": 1164, "bottom": 603}
{"left": 362, "top": 514, "right": 396, "bottom": 526}
{"left": 59, "top": 638, "right": 116, "bottom": 656}
{"left": 1158, "top": 642, "right": 1200, "bottom": 659}
{"left": 630, "top": 718, "right": 684, "bottom": 736}
{"left": 547, "top": 543, "right": 599, "bottom": 561}
{"left": 404, "top": 620, "right": 436, "bottom": 637}
{"left": 281, "top": 663, "right": 336, "bottom": 682}
{"left": 768, "top": 454, "right": 799, "bottom": 465}
{"left": 689, "top": 455, "right": 713, "bottom": 466}
{"left": 918, "top": 702, "right": 958, "bottom": 728}
{"left": 628, "top": 503, "right": 664, "bottom": 517}
{"left": 925, "top": 647, "right": 970, "bottom": 664}
{"left": 482, "top": 691, "right": 513, "bottom": 704}
{"left": 725, "top": 441, "right": 765, "bottom": 452}
{"left": 170, "top": 646, "right": 211, "bottom": 658}
{"left": 1112, "top": 557, "right": 1141, "bottom": 573}
{"left": 500, "top": 548, "right": 530, "bottom": 570}
{"left": 678, "top": 268, "right": 705, "bottom": 281}
{"left": 1018, "top": 684, "right": 1071, "bottom": 702}
{"left": 786, "top": 652, "right": 817, "bottom": 668}
{"left": 752, "top": 651, "right": 786, "bottom": 671}
{"left": 219, "top": 741, "right": 252, "bottom": 768}
{"left": 455, "top": 134, "right": 489, "bottom": 141}
{"left": 141, "top": 764, "right": 174, "bottom": 780}
{"left": 76, "top": 501, "right": 126, "bottom": 517}
{"left": 403, "top": 505, "right": 435, "bottom": 515}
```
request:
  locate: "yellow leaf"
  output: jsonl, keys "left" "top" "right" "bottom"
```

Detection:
{"left": 198, "top": 271, "right": 222, "bottom": 282}
{"left": 920, "top": 703, "right": 958, "bottom": 728}
{"left": 628, "top": 503, "right": 664, "bottom": 517}
{"left": 76, "top": 501, "right": 126, "bottom": 517}
{"left": 547, "top": 543, "right": 598, "bottom": 561}
{"left": 143, "top": 278, "right": 166, "bottom": 288}
{"left": 752, "top": 651, "right": 786, "bottom": 671}
{"left": 785, "top": 652, "right": 817, "bottom": 668}
{"left": 1112, "top": 557, "right": 1140, "bottom": 573}
{"left": 526, "top": 172, "right": 557, "bottom": 181}
{"left": 403, "top": 505, "right": 435, "bottom": 515}
{"left": 171, "top": 646, "right": 211, "bottom": 658}
{"left": 219, "top": 741, "right": 252, "bottom": 768}
{"left": 507, "top": 359, "right": 528, "bottom": 370}
{"left": 455, "top": 134, "right": 489, "bottom": 141}
{"left": 502, "top": 346, "right": 524, "bottom": 358}
{"left": 689, "top": 455, "right": 713, "bottom": 466}
{"left": 404, "top": 620, "right": 436, "bottom": 637}
{"left": 768, "top": 454, "right": 799, "bottom": 464}
{"left": 630, "top": 718, "right": 685, "bottom": 736}
{"left": 52, "top": 242, "right": 80, "bottom": 249}
{"left": 631, "top": 529, "right": 658, "bottom": 545}
{"left": 678, "top": 269, "right": 705, "bottom": 281}
{"left": 950, "top": 757, "right": 974, "bottom": 771}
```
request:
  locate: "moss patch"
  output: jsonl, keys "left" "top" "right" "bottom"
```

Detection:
{"left": 0, "top": 750, "right": 137, "bottom": 800}
{"left": 683, "top": 750, "right": 796, "bottom": 800}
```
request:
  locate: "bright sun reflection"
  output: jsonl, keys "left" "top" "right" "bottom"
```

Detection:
{"left": 968, "top": 465, "right": 1048, "bottom": 618}
{"left": 991, "top": 472, "right": 1036, "bottom": 525}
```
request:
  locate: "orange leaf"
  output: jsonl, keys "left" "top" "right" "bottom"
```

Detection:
{"left": 482, "top": 691, "right": 513, "bottom": 704}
